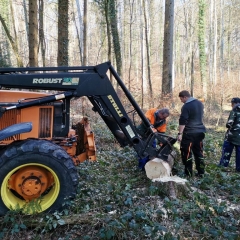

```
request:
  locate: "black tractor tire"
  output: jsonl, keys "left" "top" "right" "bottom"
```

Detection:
{"left": 0, "top": 139, "right": 79, "bottom": 216}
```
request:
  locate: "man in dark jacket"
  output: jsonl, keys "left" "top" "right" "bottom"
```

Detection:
{"left": 219, "top": 97, "right": 240, "bottom": 172}
{"left": 177, "top": 90, "right": 206, "bottom": 177}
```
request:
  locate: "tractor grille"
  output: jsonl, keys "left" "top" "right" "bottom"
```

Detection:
{"left": 0, "top": 107, "right": 53, "bottom": 140}
{"left": 39, "top": 107, "right": 52, "bottom": 138}
{"left": 0, "top": 109, "right": 20, "bottom": 140}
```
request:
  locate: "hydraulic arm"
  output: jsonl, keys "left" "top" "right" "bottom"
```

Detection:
{"left": 0, "top": 62, "right": 176, "bottom": 160}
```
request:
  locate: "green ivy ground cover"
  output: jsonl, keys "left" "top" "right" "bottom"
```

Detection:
{"left": 0, "top": 120, "right": 239, "bottom": 240}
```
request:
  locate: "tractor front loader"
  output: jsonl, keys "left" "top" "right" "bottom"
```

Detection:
{"left": 0, "top": 62, "right": 176, "bottom": 215}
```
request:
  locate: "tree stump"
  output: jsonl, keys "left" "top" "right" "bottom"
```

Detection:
{"left": 145, "top": 151, "right": 191, "bottom": 199}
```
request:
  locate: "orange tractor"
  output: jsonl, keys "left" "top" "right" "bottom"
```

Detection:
{"left": 0, "top": 62, "right": 176, "bottom": 215}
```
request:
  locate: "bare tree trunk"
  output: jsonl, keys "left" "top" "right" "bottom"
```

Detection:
{"left": 208, "top": 0, "right": 213, "bottom": 85}
{"left": 0, "top": 14, "right": 23, "bottom": 67}
{"left": 83, "top": 0, "right": 87, "bottom": 65}
{"left": 227, "top": 3, "right": 230, "bottom": 79}
{"left": 0, "top": 0, "right": 11, "bottom": 66}
{"left": 141, "top": 39, "right": 144, "bottom": 109}
{"left": 207, "top": 0, "right": 217, "bottom": 99}
{"left": 198, "top": 0, "right": 207, "bottom": 98}
{"left": 93, "top": 0, "right": 113, "bottom": 82}
{"left": 190, "top": 50, "right": 194, "bottom": 96}
{"left": 75, "top": 0, "right": 83, "bottom": 64}
{"left": 219, "top": 0, "right": 224, "bottom": 110}
{"left": 142, "top": 0, "right": 153, "bottom": 106}
{"left": 109, "top": 0, "right": 122, "bottom": 78}
{"left": 39, "top": 0, "right": 46, "bottom": 66}
{"left": 127, "top": 0, "right": 134, "bottom": 91}
{"left": 58, "top": 0, "right": 69, "bottom": 66}
{"left": 162, "top": 0, "right": 174, "bottom": 96}
{"left": 23, "top": 0, "right": 29, "bottom": 37}
{"left": 213, "top": 0, "right": 217, "bottom": 85}
{"left": 140, "top": 0, "right": 146, "bottom": 108}
{"left": 99, "top": 0, "right": 113, "bottom": 83}
{"left": 182, "top": 2, "right": 194, "bottom": 89}
{"left": 11, "top": 0, "right": 24, "bottom": 67}
{"left": 105, "top": 0, "right": 112, "bottom": 64}
{"left": 29, "top": 0, "right": 38, "bottom": 67}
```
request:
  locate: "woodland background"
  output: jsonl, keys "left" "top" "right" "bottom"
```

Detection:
{"left": 1, "top": 0, "right": 240, "bottom": 108}
{"left": 0, "top": 0, "right": 240, "bottom": 239}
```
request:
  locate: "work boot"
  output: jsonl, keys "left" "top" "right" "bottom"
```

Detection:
{"left": 185, "top": 169, "right": 192, "bottom": 177}
{"left": 195, "top": 172, "right": 204, "bottom": 178}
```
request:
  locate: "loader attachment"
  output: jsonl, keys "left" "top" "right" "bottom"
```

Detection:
{"left": 73, "top": 117, "right": 96, "bottom": 164}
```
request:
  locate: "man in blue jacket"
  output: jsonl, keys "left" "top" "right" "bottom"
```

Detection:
{"left": 177, "top": 90, "right": 206, "bottom": 177}
{"left": 219, "top": 97, "right": 240, "bottom": 172}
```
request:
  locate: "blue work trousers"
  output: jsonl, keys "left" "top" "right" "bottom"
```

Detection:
{"left": 219, "top": 140, "right": 240, "bottom": 172}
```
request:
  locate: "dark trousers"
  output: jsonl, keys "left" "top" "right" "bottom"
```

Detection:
{"left": 180, "top": 132, "right": 205, "bottom": 176}
{"left": 219, "top": 140, "right": 240, "bottom": 172}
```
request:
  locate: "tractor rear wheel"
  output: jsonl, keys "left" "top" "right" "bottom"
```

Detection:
{"left": 0, "top": 139, "right": 79, "bottom": 215}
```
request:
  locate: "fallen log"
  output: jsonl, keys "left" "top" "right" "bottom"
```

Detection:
{"left": 4, "top": 212, "right": 104, "bottom": 228}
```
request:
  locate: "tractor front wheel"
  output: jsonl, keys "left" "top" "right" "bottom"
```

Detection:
{"left": 0, "top": 139, "right": 79, "bottom": 215}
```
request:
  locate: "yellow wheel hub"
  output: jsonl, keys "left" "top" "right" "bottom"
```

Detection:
{"left": 1, "top": 163, "right": 60, "bottom": 213}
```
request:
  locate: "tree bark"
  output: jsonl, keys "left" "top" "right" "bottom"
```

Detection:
{"left": 0, "top": 0, "right": 11, "bottom": 67}
{"left": 142, "top": 0, "right": 153, "bottom": 106}
{"left": 39, "top": 0, "right": 46, "bottom": 66}
{"left": 109, "top": 0, "right": 122, "bottom": 78}
{"left": 83, "top": 0, "right": 87, "bottom": 65}
{"left": 198, "top": 0, "right": 207, "bottom": 98}
{"left": 29, "top": 0, "right": 38, "bottom": 67}
{"left": 127, "top": 0, "right": 134, "bottom": 91}
{"left": 140, "top": 1, "right": 145, "bottom": 108}
{"left": 23, "top": 0, "right": 29, "bottom": 37}
{"left": 0, "top": 14, "right": 23, "bottom": 67}
{"left": 58, "top": 0, "right": 69, "bottom": 66}
{"left": 75, "top": 0, "right": 83, "bottom": 64}
{"left": 145, "top": 152, "right": 190, "bottom": 199}
{"left": 104, "top": 0, "right": 112, "bottom": 64}
{"left": 190, "top": 50, "right": 194, "bottom": 96}
{"left": 162, "top": 0, "right": 174, "bottom": 96}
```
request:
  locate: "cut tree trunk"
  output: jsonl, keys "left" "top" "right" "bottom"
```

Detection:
{"left": 145, "top": 151, "right": 191, "bottom": 199}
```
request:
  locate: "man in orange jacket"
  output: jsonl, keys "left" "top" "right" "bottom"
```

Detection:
{"left": 137, "top": 108, "right": 170, "bottom": 138}
{"left": 137, "top": 108, "right": 170, "bottom": 170}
